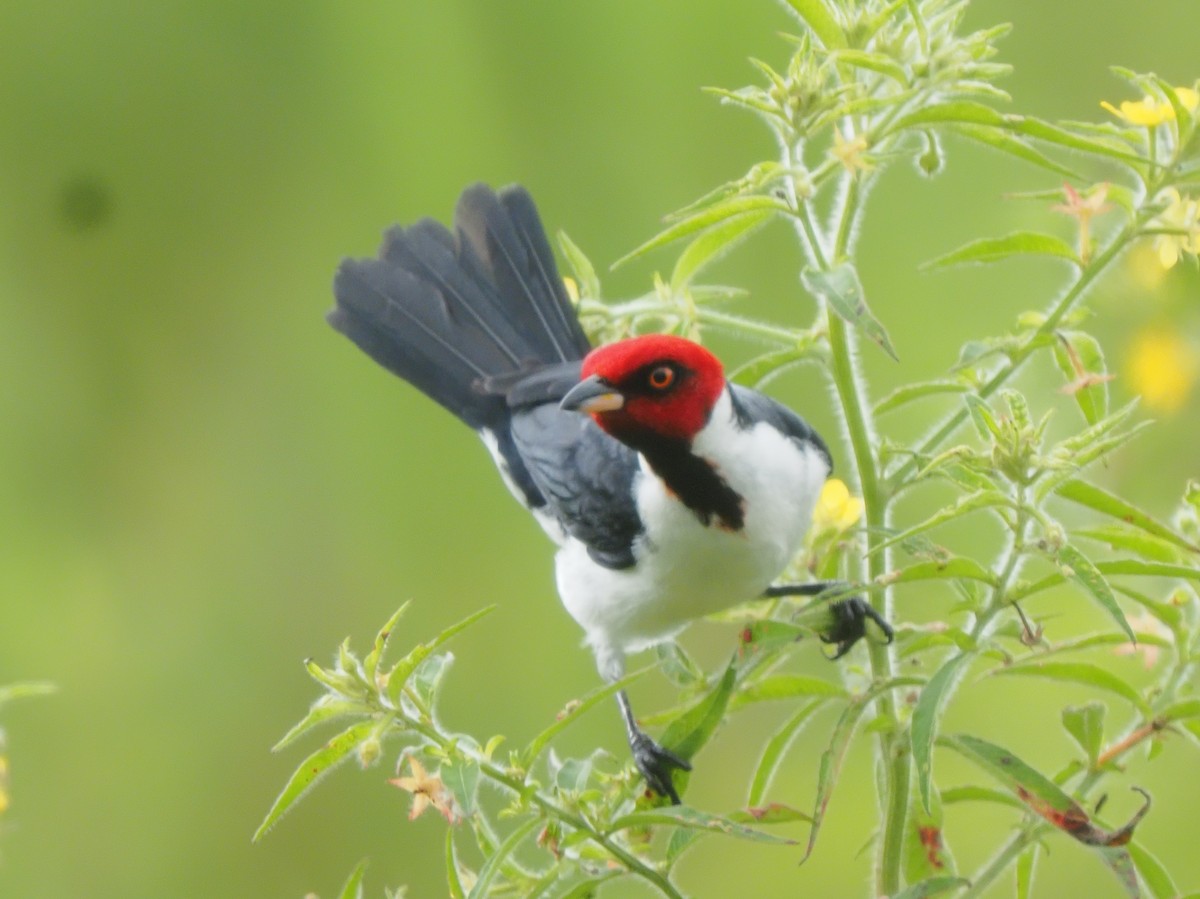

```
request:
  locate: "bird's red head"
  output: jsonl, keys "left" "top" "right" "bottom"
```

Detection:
{"left": 560, "top": 335, "right": 727, "bottom": 443}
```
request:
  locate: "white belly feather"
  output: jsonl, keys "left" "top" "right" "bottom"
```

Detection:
{"left": 554, "top": 392, "right": 829, "bottom": 678}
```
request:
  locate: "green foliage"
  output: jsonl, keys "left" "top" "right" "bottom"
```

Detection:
{"left": 262, "top": 0, "right": 1200, "bottom": 894}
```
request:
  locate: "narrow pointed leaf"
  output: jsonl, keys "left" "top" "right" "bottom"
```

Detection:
{"left": 924, "top": 232, "right": 1078, "bottom": 269}
{"left": 445, "top": 830, "right": 467, "bottom": 899}
{"left": 1055, "top": 479, "right": 1200, "bottom": 554}
{"left": 272, "top": 699, "right": 364, "bottom": 753}
{"left": 904, "top": 777, "right": 956, "bottom": 884}
{"left": 913, "top": 654, "right": 971, "bottom": 812}
{"left": 254, "top": 720, "right": 377, "bottom": 841}
{"left": 1057, "top": 544, "right": 1135, "bottom": 642}
{"left": 387, "top": 606, "right": 495, "bottom": 705}
{"left": 0, "top": 682, "right": 57, "bottom": 710}
{"left": 607, "top": 804, "right": 796, "bottom": 844}
{"left": 521, "top": 669, "right": 644, "bottom": 768}
{"left": 802, "top": 698, "right": 871, "bottom": 863}
{"left": 729, "top": 345, "right": 815, "bottom": 387}
{"left": 941, "top": 733, "right": 1153, "bottom": 850}
{"left": 670, "top": 208, "right": 773, "bottom": 289}
{"left": 952, "top": 124, "right": 1081, "bottom": 179}
{"left": 885, "top": 100, "right": 1008, "bottom": 133}
{"left": 1013, "top": 559, "right": 1200, "bottom": 600}
{"left": 990, "top": 661, "right": 1147, "bottom": 712}
{"left": 802, "top": 263, "right": 898, "bottom": 361}
{"left": 1074, "top": 526, "right": 1181, "bottom": 564}
{"left": 731, "top": 674, "right": 847, "bottom": 708}
{"left": 337, "top": 859, "right": 369, "bottom": 899}
{"left": 940, "top": 785, "right": 1024, "bottom": 811}
{"left": 1016, "top": 845, "right": 1039, "bottom": 899}
{"left": 467, "top": 817, "right": 540, "bottom": 899}
{"left": 658, "top": 661, "right": 736, "bottom": 800}
{"left": 1128, "top": 839, "right": 1180, "bottom": 899}
{"left": 364, "top": 603, "right": 410, "bottom": 682}
{"left": 557, "top": 230, "right": 600, "bottom": 301}
{"left": 749, "top": 699, "right": 828, "bottom": 806}
{"left": 874, "top": 380, "right": 970, "bottom": 416}
{"left": 887, "top": 557, "right": 999, "bottom": 586}
{"left": 614, "top": 196, "right": 789, "bottom": 268}
{"left": 780, "top": 0, "right": 846, "bottom": 48}
{"left": 1008, "top": 115, "right": 1147, "bottom": 165}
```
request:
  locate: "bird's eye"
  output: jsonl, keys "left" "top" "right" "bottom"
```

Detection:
{"left": 647, "top": 365, "right": 675, "bottom": 391}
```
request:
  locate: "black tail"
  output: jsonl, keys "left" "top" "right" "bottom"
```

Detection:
{"left": 329, "top": 184, "right": 592, "bottom": 430}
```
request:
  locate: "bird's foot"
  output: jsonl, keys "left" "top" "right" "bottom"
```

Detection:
{"left": 821, "top": 596, "right": 894, "bottom": 659}
{"left": 628, "top": 728, "right": 691, "bottom": 805}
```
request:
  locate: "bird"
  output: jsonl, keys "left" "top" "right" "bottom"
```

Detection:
{"left": 327, "top": 183, "right": 891, "bottom": 804}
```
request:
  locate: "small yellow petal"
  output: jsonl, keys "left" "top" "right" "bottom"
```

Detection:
{"left": 1175, "top": 86, "right": 1199, "bottom": 113}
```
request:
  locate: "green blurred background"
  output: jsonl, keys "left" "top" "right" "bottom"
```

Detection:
{"left": 1, "top": 1, "right": 1198, "bottom": 896}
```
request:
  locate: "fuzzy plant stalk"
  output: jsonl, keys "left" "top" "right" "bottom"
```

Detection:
{"left": 260, "top": 2, "right": 1200, "bottom": 896}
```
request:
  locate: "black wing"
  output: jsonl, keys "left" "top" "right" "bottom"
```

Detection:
{"left": 728, "top": 384, "right": 833, "bottom": 472}
{"left": 508, "top": 365, "right": 643, "bottom": 570}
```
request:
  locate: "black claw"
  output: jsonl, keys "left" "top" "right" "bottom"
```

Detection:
{"left": 629, "top": 730, "right": 691, "bottom": 805}
{"left": 821, "top": 597, "right": 894, "bottom": 659}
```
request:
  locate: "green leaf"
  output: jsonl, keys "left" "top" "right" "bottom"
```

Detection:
{"left": 728, "top": 345, "right": 815, "bottom": 388}
{"left": 913, "top": 654, "right": 971, "bottom": 813}
{"left": 0, "top": 681, "right": 57, "bottom": 710}
{"left": 941, "top": 734, "right": 1152, "bottom": 855}
{"left": 874, "top": 380, "right": 969, "bottom": 416}
{"left": 607, "top": 804, "right": 796, "bottom": 844}
{"left": 940, "top": 785, "right": 1024, "bottom": 811}
{"left": 924, "top": 232, "right": 1078, "bottom": 269}
{"left": 1062, "top": 703, "right": 1106, "bottom": 767}
{"left": 748, "top": 699, "right": 829, "bottom": 806}
{"left": 731, "top": 674, "right": 847, "bottom": 708}
{"left": 1162, "top": 698, "right": 1200, "bottom": 722}
{"left": 831, "top": 48, "right": 908, "bottom": 84}
{"left": 802, "top": 262, "right": 899, "bottom": 361}
{"left": 874, "top": 490, "right": 1011, "bottom": 555}
{"left": 557, "top": 230, "right": 600, "bottom": 301}
{"left": 904, "top": 777, "right": 956, "bottom": 885}
{"left": 952, "top": 124, "right": 1082, "bottom": 179}
{"left": 1055, "top": 479, "right": 1200, "bottom": 555}
{"left": 659, "top": 661, "right": 736, "bottom": 762}
{"left": 885, "top": 100, "right": 1008, "bottom": 134}
{"left": 780, "top": 0, "right": 846, "bottom": 49}
{"left": 613, "top": 196, "right": 790, "bottom": 268}
{"left": 440, "top": 757, "right": 481, "bottom": 817}
{"left": 1016, "top": 845, "right": 1039, "bottom": 899}
{"left": 254, "top": 720, "right": 377, "bottom": 841}
{"left": 387, "top": 606, "right": 495, "bottom": 705}
{"left": 1057, "top": 543, "right": 1135, "bottom": 642}
{"left": 990, "top": 662, "right": 1146, "bottom": 712}
{"left": 271, "top": 699, "right": 364, "bottom": 753}
{"left": 520, "top": 670, "right": 643, "bottom": 769}
{"left": 1013, "top": 559, "right": 1200, "bottom": 601}
{"left": 337, "top": 859, "right": 369, "bottom": 899}
{"left": 802, "top": 698, "right": 872, "bottom": 863}
{"left": 670, "top": 208, "right": 773, "bottom": 289}
{"left": 1053, "top": 331, "right": 1110, "bottom": 426}
{"left": 1074, "top": 526, "right": 1182, "bottom": 564}
{"left": 364, "top": 603, "right": 410, "bottom": 682}
{"left": 1007, "top": 115, "right": 1148, "bottom": 165}
{"left": 1128, "top": 839, "right": 1180, "bottom": 899}
{"left": 887, "top": 557, "right": 999, "bottom": 586}
{"left": 446, "top": 833, "right": 475, "bottom": 899}
{"left": 467, "top": 817, "right": 540, "bottom": 899}
{"left": 892, "top": 876, "right": 971, "bottom": 899}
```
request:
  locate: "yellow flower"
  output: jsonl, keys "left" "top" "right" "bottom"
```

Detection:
{"left": 1126, "top": 328, "right": 1200, "bottom": 413}
{"left": 814, "top": 478, "right": 865, "bottom": 532}
{"left": 1101, "top": 86, "right": 1199, "bottom": 126}
{"left": 830, "top": 127, "right": 872, "bottom": 174}
{"left": 1150, "top": 188, "right": 1200, "bottom": 269}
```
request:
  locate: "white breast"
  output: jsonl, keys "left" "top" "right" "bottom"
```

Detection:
{"left": 554, "top": 391, "right": 829, "bottom": 678}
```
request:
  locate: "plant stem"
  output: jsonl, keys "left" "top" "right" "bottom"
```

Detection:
{"left": 403, "top": 715, "right": 683, "bottom": 899}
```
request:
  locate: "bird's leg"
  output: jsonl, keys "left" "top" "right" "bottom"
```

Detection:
{"left": 615, "top": 689, "right": 691, "bottom": 805}
{"left": 762, "top": 581, "right": 894, "bottom": 659}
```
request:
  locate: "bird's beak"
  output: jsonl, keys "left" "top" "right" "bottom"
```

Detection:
{"left": 560, "top": 375, "right": 625, "bottom": 414}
